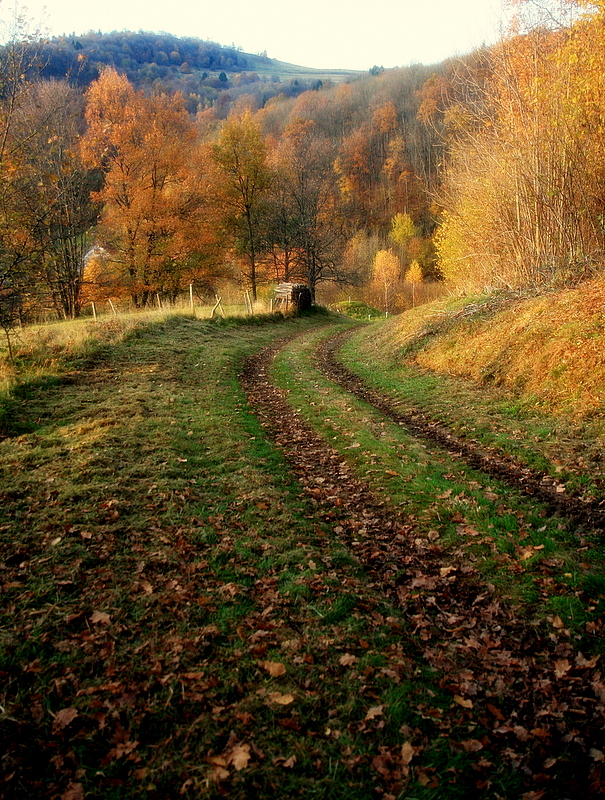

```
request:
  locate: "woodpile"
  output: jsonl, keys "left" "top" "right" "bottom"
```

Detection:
{"left": 273, "top": 283, "right": 312, "bottom": 311}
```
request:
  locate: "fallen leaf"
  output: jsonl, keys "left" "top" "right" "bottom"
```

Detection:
{"left": 401, "top": 741, "right": 414, "bottom": 764}
{"left": 576, "top": 652, "right": 599, "bottom": 668}
{"left": 229, "top": 744, "right": 251, "bottom": 771}
{"left": 210, "top": 765, "right": 230, "bottom": 781}
{"left": 62, "top": 783, "right": 84, "bottom": 800}
{"left": 460, "top": 739, "right": 483, "bottom": 752}
{"left": 453, "top": 695, "right": 473, "bottom": 709}
{"left": 487, "top": 703, "right": 504, "bottom": 721}
{"left": 262, "top": 661, "right": 286, "bottom": 677}
{"left": 339, "top": 653, "right": 358, "bottom": 667}
{"left": 552, "top": 616, "right": 565, "bottom": 629}
{"left": 141, "top": 581, "right": 153, "bottom": 595}
{"left": 90, "top": 611, "right": 111, "bottom": 625}
{"left": 365, "top": 705, "right": 384, "bottom": 720}
{"left": 282, "top": 754, "right": 297, "bottom": 768}
{"left": 590, "top": 748, "right": 605, "bottom": 762}
{"left": 53, "top": 707, "right": 79, "bottom": 731}
{"left": 554, "top": 658, "right": 571, "bottom": 678}
{"left": 268, "top": 692, "right": 294, "bottom": 705}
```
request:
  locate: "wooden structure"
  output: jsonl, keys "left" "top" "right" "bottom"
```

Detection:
{"left": 273, "top": 283, "right": 312, "bottom": 312}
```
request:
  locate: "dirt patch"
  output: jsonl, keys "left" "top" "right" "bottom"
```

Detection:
{"left": 241, "top": 334, "right": 605, "bottom": 797}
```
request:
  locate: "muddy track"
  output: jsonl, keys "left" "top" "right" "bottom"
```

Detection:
{"left": 318, "top": 328, "right": 605, "bottom": 532}
{"left": 241, "top": 332, "right": 605, "bottom": 796}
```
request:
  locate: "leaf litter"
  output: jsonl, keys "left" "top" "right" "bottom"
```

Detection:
{"left": 1, "top": 315, "right": 604, "bottom": 799}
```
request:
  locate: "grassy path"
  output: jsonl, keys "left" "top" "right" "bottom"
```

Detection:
{"left": 1, "top": 312, "right": 604, "bottom": 799}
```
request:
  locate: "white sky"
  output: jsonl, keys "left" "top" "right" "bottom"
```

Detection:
{"left": 7, "top": 0, "right": 510, "bottom": 71}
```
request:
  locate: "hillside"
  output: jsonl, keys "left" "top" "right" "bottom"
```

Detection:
{"left": 30, "top": 31, "right": 363, "bottom": 113}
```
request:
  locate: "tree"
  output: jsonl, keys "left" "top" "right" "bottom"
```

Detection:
{"left": 436, "top": 7, "right": 605, "bottom": 290}
{"left": 211, "top": 110, "right": 272, "bottom": 300}
{"left": 82, "top": 68, "right": 215, "bottom": 306}
{"left": 273, "top": 118, "right": 346, "bottom": 301}
{"left": 405, "top": 259, "right": 423, "bottom": 307}
{"left": 0, "top": 11, "right": 47, "bottom": 335}
{"left": 15, "top": 80, "right": 101, "bottom": 318}
{"left": 372, "top": 249, "right": 400, "bottom": 313}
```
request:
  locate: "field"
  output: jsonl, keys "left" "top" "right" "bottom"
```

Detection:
{"left": 1, "top": 300, "right": 605, "bottom": 798}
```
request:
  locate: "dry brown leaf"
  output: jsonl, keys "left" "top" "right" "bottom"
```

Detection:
{"left": 401, "top": 741, "right": 414, "bottom": 764}
{"left": 61, "top": 783, "right": 84, "bottom": 800}
{"left": 268, "top": 692, "right": 294, "bottom": 705}
{"left": 453, "top": 695, "right": 473, "bottom": 709}
{"left": 90, "top": 610, "right": 111, "bottom": 625}
{"left": 554, "top": 658, "right": 571, "bottom": 678}
{"left": 262, "top": 661, "right": 286, "bottom": 677}
{"left": 53, "top": 707, "right": 79, "bottom": 730}
{"left": 229, "top": 744, "right": 251, "bottom": 771}
{"left": 552, "top": 615, "right": 565, "bottom": 629}
{"left": 365, "top": 705, "right": 384, "bottom": 720}
{"left": 141, "top": 581, "right": 153, "bottom": 595}
{"left": 282, "top": 754, "right": 297, "bottom": 768}
{"left": 210, "top": 765, "right": 230, "bottom": 781}
{"left": 339, "top": 653, "right": 358, "bottom": 667}
{"left": 576, "top": 652, "right": 599, "bottom": 668}
{"left": 460, "top": 739, "right": 483, "bottom": 752}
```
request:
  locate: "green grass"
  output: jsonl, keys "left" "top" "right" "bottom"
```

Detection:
{"left": 1, "top": 310, "right": 523, "bottom": 799}
{"left": 3, "top": 304, "right": 603, "bottom": 798}
{"left": 269, "top": 326, "right": 605, "bottom": 643}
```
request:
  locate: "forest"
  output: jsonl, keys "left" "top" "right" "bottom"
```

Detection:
{"left": 1, "top": 0, "right": 605, "bottom": 335}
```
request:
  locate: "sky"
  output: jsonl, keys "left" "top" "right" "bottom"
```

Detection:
{"left": 6, "top": 0, "right": 510, "bottom": 71}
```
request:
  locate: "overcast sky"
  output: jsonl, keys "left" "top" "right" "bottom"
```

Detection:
{"left": 6, "top": 0, "right": 510, "bottom": 71}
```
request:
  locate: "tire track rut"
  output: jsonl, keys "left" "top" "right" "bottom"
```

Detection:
{"left": 318, "top": 328, "right": 605, "bottom": 533}
{"left": 241, "top": 331, "right": 605, "bottom": 796}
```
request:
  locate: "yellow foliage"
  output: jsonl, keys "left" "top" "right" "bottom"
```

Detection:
{"left": 405, "top": 260, "right": 423, "bottom": 284}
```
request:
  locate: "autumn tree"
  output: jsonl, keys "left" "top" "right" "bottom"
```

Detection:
{"left": 273, "top": 118, "right": 346, "bottom": 301}
{"left": 0, "top": 14, "right": 44, "bottom": 339}
{"left": 372, "top": 249, "right": 400, "bottom": 313}
{"left": 436, "top": 5, "right": 605, "bottom": 290}
{"left": 14, "top": 80, "right": 101, "bottom": 318}
{"left": 405, "top": 259, "right": 423, "bottom": 307}
{"left": 211, "top": 110, "right": 271, "bottom": 300}
{"left": 82, "top": 68, "right": 215, "bottom": 306}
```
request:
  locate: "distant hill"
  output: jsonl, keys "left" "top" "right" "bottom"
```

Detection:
{"left": 29, "top": 31, "right": 363, "bottom": 114}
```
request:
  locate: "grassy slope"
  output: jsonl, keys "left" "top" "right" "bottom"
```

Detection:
{"left": 345, "top": 279, "right": 605, "bottom": 499}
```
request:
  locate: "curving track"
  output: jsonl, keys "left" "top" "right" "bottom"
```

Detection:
{"left": 241, "top": 327, "right": 605, "bottom": 797}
